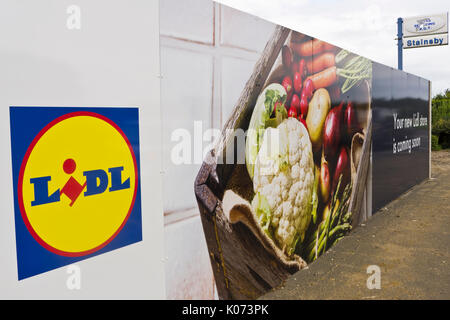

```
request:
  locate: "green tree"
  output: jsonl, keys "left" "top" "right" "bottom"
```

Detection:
{"left": 432, "top": 90, "right": 450, "bottom": 149}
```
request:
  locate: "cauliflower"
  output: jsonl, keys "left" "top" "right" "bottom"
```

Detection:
{"left": 252, "top": 117, "right": 314, "bottom": 256}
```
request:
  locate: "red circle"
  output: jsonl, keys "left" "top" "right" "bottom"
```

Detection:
{"left": 17, "top": 111, "right": 139, "bottom": 257}
{"left": 63, "top": 158, "right": 76, "bottom": 174}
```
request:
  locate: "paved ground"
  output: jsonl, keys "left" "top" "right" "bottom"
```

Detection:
{"left": 261, "top": 150, "right": 450, "bottom": 300}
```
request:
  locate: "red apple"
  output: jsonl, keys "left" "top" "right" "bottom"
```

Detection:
{"left": 319, "top": 155, "right": 331, "bottom": 203}
{"left": 344, "top": 101, "right": 360, "bottom": 139}
{"left": 293, "top": 72, "right": 302, "bottom": 93}
{"left": 300, "top": 94, "right": 308, "bottom": 118}
{"left": 323, "top": 102, "right": 343, "bottom": 160}
{"left": 332, "top": 146, "right": 350, "bottom": 195}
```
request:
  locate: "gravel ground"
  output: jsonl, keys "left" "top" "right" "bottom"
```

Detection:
{"left": 261, "top": 150, "right": 450, "bottom": 300}
{"left": 432, "top": 149, "right": 450, "bottom": 176}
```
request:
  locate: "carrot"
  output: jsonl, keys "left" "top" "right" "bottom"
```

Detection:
{"left": 306, "top": 52, "right": 336, "bottom": 74}
{"left": 304, "top": 66, "right": 338, "bottom": 89}
{"left": 300, "top": 49, "right": 371, "bottom": 94}
{"left": 291, "top": 39, "right": 337, "bottom": 57}
{"left": 305, "top": 53, "right": 372, "bottom": 92}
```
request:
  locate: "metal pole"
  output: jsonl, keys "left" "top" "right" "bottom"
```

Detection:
{"left": 397, "top": 17, "right": 403, "bottom": 70}
{"left": 429, "top": 81, "right": 432, "bottom": 179}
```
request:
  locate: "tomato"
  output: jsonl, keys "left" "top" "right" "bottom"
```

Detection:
{"left": 282, "top": 76, "right": 293, "bottom": 102}
{"left": 293, "top": 72, "right": 303, "bottom": 93}
{"left": 300, "top": 94, "right": 308, "bottom": 118}
{"left": 291, "top": 94, "right": 300, "bottom": 113}
{"left": 303, "top": 78, "right": 315, "bottom": 99}
{"left": 288, "top": 106, "right": 298, "bottom": 118}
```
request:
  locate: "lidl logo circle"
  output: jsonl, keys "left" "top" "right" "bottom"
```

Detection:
{"left": 19, "top": 112, "right": 137, "bottom": 256}
{"left": 10, "top": 107, "right": 142, "bottom": 280}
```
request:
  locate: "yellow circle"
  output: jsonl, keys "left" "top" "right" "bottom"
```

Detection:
{"left": 21, "top": 114, "right": 136, "bottom": 255}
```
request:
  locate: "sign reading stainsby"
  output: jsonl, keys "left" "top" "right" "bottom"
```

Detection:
{"left": 402, "top": 12, "right": 448, "bottom": 50}
{"left": 404, "top": 33, "right": 448, "bottom": 49}
{"left": 10, "top": 107, "right": 142, "bottom": 280}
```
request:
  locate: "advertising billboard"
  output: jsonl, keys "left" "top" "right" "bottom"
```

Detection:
{"left": 191, "top": 3, "right": 430, "bottom": 300}
{"left": 0, "top": 0, "right": 432, "bottom": 301}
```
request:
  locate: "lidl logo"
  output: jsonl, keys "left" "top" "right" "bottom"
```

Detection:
{"left": 10, "top": 107, "right": 142, "bottom": 280}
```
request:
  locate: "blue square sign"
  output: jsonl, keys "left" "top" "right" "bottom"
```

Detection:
{"left": 10, "top": 107, "right": 143, "bottom": 280}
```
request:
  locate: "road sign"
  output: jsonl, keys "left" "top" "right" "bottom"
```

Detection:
{"left": 403, "top": 33, "right": 448, "bottom": 49}
{"left": 403, "top": 13, "right": 448, "bottom": 38}
{"left": 397, "top": 12, "right": 448, "bottom": 68}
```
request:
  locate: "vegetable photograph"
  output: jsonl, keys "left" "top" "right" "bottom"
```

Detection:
{"left": 195, "top": 27, "right": 373, "bottom": 299}
{"left": 241, "top": 30, "right": 372, "bottom": 263}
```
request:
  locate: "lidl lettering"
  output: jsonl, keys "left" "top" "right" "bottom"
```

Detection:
{"left": 31, "top": 160, "right": 130, "bottom": 207}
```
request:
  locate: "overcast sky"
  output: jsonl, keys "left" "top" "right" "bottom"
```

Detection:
{"left": 218, "top": 0, "right": 449, "bottom": 96}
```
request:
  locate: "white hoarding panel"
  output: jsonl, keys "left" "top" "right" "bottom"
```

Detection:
{"left": 0, "top": 0, "right": 165, "bottom": 299}
{"left": 403, "top": 12, "right": 448, "bottom": 38}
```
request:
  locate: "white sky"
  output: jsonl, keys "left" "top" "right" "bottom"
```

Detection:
{"left": 218, "top": 0, "right": 449, "bottom": 96}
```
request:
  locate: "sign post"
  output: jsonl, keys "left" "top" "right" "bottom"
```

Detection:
{"left": 398, "top": 12, "right": 448, "bottom": 70}
{"left": 397, "top": 17, "right": 403, "bottom": 70}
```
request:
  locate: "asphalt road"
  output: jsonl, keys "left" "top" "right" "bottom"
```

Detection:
{"left": 261, "top": 151, "right": 450, "bottom": 300}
